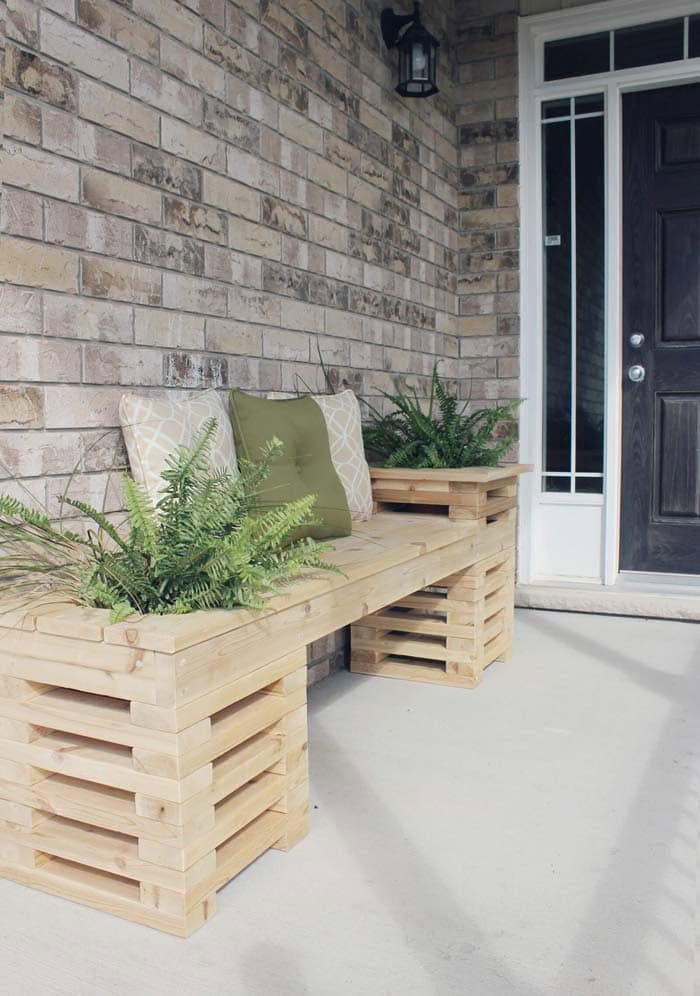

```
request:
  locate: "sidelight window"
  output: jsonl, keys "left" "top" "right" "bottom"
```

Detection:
{"left": 541, "top": 96, "right": 605, "bottom": 494}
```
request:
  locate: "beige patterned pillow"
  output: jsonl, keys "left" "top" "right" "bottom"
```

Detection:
{"left": 120, "top": 390, "right": 237, "bottom": 503}
{"left": 314, "top": 392, "right": 373, "bottom": 521}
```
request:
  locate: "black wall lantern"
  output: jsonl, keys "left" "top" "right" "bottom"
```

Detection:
{"left": 381, "top": 3, "right": 439, "bottom": 98}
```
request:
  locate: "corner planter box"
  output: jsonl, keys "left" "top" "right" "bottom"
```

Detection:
{"left": 0, "top": 603, "right": 308, "bottom": 938}
{"left": 351, "top": 465, "right": 530, "bottom": 688}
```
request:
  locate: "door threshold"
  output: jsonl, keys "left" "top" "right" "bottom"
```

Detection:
{"left": 516, "top": 580, "right": 700, "bottom": 621}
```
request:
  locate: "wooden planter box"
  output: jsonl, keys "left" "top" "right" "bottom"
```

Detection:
{"left": 351, "top": 466, "right": 529, "bottom": 688}
{"left": 0, "top": 604, "right": 308, "bottom": 937}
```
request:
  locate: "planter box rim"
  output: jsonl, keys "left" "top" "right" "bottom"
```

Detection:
{"left": 369, "top": 464, "right": 531, "bottom": 482}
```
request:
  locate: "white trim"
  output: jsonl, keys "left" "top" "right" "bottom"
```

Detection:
{"left": 518, "top": 1, "right": 700, "bottom": 588}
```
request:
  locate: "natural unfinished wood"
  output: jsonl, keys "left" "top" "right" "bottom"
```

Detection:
{"left": 0, "top": 511, "right": 481, "bottom": 936}
{"left": 351, "top": 467, "right": 525, "bottom": 689}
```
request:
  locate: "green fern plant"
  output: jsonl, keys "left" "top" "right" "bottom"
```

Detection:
{"left": 0, "top": 421, "right": 337, "bottom": 623}
{"left": 363, "top": 364, "right": 520, "bottom": 469}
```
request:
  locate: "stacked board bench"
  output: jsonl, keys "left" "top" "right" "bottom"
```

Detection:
{"left": 0, "top": 509, "right": 490, "bottom": 937}
{"left": 351, "top": 465, "right": 529, "bottom": 688}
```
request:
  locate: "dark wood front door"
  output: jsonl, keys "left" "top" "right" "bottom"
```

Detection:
{"left": 621, "top": 83, "right": 700, "bottom": 575}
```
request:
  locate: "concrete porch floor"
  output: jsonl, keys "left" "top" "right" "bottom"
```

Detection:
{"left": 1, "top": 609, "right": 699, "bottom": 996}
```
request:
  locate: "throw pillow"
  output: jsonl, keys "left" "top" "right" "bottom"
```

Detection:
{"left": 120, "top": 389, "right": 237, "bottom": 503}
{"left": 266, "top": 390, "right": 373, "bottom": 522}
{"left": 229, "top": 390, "right": 351, "bottom": 540}
{"left": 312, "top": 391, "right": 373, "bottom": 522}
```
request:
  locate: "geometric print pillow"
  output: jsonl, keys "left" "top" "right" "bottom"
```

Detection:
{"left": 119, "top": 389, "right": 238, "bottom": 504}
{"left": 311, "top": 391, "right": 373, "bottom": 522}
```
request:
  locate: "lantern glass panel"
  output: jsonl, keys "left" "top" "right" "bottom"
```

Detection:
{"left": 412, "top": 41, "right": 428, "bottom": 80}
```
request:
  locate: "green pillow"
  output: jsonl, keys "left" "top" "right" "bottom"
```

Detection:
{"left": 229, "top": 391, "right": 352, "bottom": 540}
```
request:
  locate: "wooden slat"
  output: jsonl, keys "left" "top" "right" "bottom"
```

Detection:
{"left": 369, "top": 465, "right": 531, "bottom": 482}
{"left": 351, "top": 658, "right": 479, "bottom": 689}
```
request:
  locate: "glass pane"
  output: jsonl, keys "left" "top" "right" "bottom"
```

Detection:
{"left": 575, "top": 477, "right": 604, "bottom": 494}
{"left": 614, "top": 19, "right": 684, "bottom": 71}
{"left": 575, "top": 94, "right": 604, "bottom": 115}
{"left": 542, "top": 98, "right": 571, "bottom": 120}
{"left": 690, "top": 16, "right": 700, "bottom": 59}
{"left": 543, "top": 119, "right": 572, "bottom": 475}
{"left": 543, "top": 477, "right": 571, "bottom": 493}
{"left": 544, "top": 33, "right": 610, "bottom": 82}
{"left": 575, "top": 115, "right": 605, "bottom": 476}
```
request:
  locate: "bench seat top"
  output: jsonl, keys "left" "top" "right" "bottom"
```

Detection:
{"left": 8, "top": 513, "right": 478, "bottom": 656}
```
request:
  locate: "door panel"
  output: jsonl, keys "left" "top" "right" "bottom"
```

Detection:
{"left": 661, "top": 211, "right": 700, "bottom": 342}
{"left": 621, "top": 83, "right": 700, "bottom": 574}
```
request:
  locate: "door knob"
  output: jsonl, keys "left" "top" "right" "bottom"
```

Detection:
{"left": 628, "top": 364, "right": 645, "bottom": 383}
{"left": 629, "top": 333, "right": 645, "bottom": 348}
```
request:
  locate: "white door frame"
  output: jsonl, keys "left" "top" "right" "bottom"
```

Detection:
{"left": 518, "top": 0, "right": 700, "bottom": 586}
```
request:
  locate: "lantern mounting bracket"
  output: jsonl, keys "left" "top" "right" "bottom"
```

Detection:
{"left": 381, "top": 5, "right": 419, "bottom": 50}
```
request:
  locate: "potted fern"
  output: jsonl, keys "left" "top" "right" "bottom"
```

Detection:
{"left": 362, "top": 364, "right": 527, "bottom": 522}
{"left": 0, "top": 420, "right": 336, "bottom": 622}
{"left": 363, "top": 363, "right": 518, "bottom": 470}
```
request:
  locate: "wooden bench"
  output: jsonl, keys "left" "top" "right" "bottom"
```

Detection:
{"left": 0, "top": 466, "right": 527, "bottom": 936}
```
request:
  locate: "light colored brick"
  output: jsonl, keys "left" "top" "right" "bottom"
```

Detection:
{"left": 46, "top": 200, "right": 133, "bottom": 257}
{"left": 263, "top": 329, "right": 310, "bottom": 362}
{"left": 205, "top": 318, "right": 263, "bottom": 356}
{"left": 7, "top": 0, "right": 38, "bottom": 46}
{"left": 227, "top": 287, "right": 281, "bottom": 325}
{"left": 83, "top": 344, "right": 163, "bottom": 385}
{"left": 203, "top": 245, "right": 262, "bottom": 286}
{"left": 1, "top": 188, "right": 43, "bottom": 240}
{"left": 130, "top": 61, "right": 203, "bottom": 125}
{"left": 228, "top": 218, "right": 281, "bottom": 259}
{"left": 132, "top": 0, "right": 203, "bottom": 49}
{"left": 203, "top": 171, "right": 260, "bottom": 221}
{"left": 3, "top": 93, "right": 41, "bottom": 145}
{"left": 80, "top": 78, "right": 160, "bottom": 145}
{"left": 44, "top": 386, "right": 126, "bottom": 428}
{"left": 3, "top": 142, "right": 80, "bottom": 201}
{"left": 0, "top": 335, "right": 81, "bottom": 383}
{"left": 1, "top": 237, "right": 79, "bottom": 292}
{"left": 160, "top": 36, "right": 226, "bottom": 98}
{"left": 40, "top": 10, "right": 130, "bottom": 90}
{"left": 0, "top": 387, "right": 45, "bottom": 429}
{"left": 44, "top": 293, "right": 134, "bottom": 343}
{"left": 78, "top": 121, "right": 132, "bottom": 174}
{"left": 227, "top": 146, "right": 278, "bottom": 195}
{"left": 282, "top": 299, "right": 325, "bottom": 333}
{"left": 0, "top": 287, "right": 43, "bottom": 335}
{"left": 162, "top": 273, "right": 227, "bottom": 316}
{"left": 134, "top": 309, "right": 206, "bottom": 348}
{"left": 81, "top": 168, "right": 162, "bottom": 224}
{"left": 77, "top": 0, "right": 160, "bottom": 63}
{"left": 326, "top": 250, "right": 362, "bottom": 285}
{"left": 162, "top": 117, "right": 226, "bottom": 172}
{"left": 42, "top": 107, "right": 79, "bottom": 157}
{"left": 81, "top": 258, "right": 161, "bottom": 305}
{"left": 279, "top": 106, "right": 323, "bottom": 152}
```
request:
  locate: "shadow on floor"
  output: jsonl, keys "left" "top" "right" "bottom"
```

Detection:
{"left": 309, "top": 714, "right": 545, "bottom": 996}
{"left": 526, "top": 612, "right": 700, "bottom": 996}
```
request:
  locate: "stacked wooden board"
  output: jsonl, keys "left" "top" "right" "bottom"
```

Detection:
{"left": 0, "top": 511, "right": 480, "bottom": 936}
{"left": 351, "top": 466, "right": 528, "bottom": 688}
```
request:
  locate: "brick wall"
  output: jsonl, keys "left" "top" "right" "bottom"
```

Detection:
{"left": 0, "top": 0, "right": 460, "bottom": 680}
{"left": 454, "top": 0, "right": 610, "bottom": 428}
